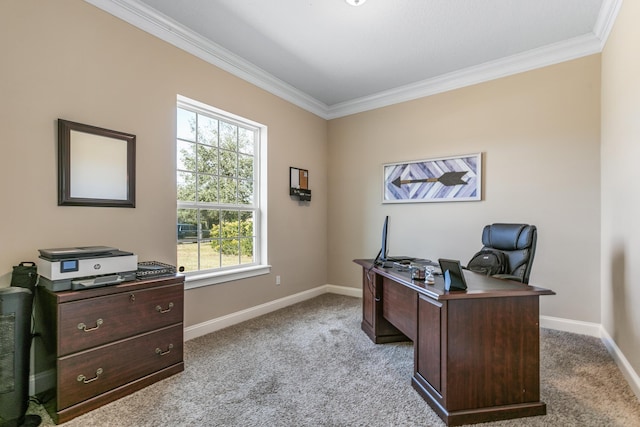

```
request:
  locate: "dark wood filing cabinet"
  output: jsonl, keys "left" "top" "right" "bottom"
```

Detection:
{"left": 36, "top": 275, "right": 185, "bottom": 424}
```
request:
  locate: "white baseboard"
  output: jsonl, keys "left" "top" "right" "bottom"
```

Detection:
{"left": 540, "top": 315, "right": 640, "bottom": 400}
{"left": 184, "top": 284, "right": 360, "bottom": 341}
{"left": 540, "top": 315, "right": 601, "bottom": 337}
{"left": 324, "top": 284, "right": 362, "bottom": 298}
{"left": 30, "top": 368, "right": 55, "bottom": 396}
{"left": 600, "top": 327, "right": 640, "bottom": 399}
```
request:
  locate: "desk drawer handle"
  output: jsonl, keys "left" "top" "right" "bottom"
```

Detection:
{"left": 77, "top": 368, "right": 103, "bottom": 384}
{"left": 156, "top": 302, "right": 174, "bottom": 313}
{"left": 155, "top": 343, "right": 174, "bottom": 356}
{"left": 77, "top": 318, "right": 103, "bottom": 332}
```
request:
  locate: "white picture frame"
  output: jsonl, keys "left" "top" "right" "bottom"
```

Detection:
{"left": 382, "top": 153, "right": 482, "bottom": 203}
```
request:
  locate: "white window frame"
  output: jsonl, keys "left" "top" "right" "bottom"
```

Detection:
{"left": 177, "top": 95, "right": 269, "bottom": 289}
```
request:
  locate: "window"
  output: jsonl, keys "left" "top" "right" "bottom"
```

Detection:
{"left": 176, "top": 95, "right": 268, "bottom": 287}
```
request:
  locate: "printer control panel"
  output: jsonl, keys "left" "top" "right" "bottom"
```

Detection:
{"left": 60, "top": 259, "right": 79, "bottom": 273}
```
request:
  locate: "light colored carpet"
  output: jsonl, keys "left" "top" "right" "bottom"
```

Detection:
{"left": 30, "top": 294, "right": 640, "bottom": 426}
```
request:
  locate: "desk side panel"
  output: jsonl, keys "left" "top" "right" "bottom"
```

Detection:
{"left": 360, "top": 269, "right": 407, "bottom": 343}
{"left": 362, "top": 269, "right": 375, "bottom": 331}
{"left": 417, "top": 295, "right": 443, "bottom": 392}
{"left": 446, "top": 296, "right": 541, "bottom": 411}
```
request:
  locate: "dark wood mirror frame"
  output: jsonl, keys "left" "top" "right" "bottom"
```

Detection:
{"left": 58, "top": 119, "right": 136, "bottom": 207}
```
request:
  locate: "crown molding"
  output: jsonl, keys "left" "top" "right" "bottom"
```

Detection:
{"left": 593, "top": 0, "right": 623, "bottom": 48}
{"left": 85, "top": 0, "right": 621, "bottom": 120}
{"left": 84, "top": 0, "right": 330, "bottom": 117}
{"left": 326, "top": 32, "right": 604, "bottom": 119}
{"left": 329, "top": 0, "right": 623, "bottom": 119}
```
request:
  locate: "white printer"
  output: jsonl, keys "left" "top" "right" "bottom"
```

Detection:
{"left": 37, "top": 246, "right": 138, "bottom": 292}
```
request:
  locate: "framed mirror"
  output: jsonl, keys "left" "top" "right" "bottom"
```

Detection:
{"left": 58, "top": 119, "right": 136, "bottom": 207}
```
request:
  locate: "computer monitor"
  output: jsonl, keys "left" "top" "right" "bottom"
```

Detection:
{"left": 372, "top": 216, "right": 388, "bottom": 266}
{"left": 381, "top": 215, "right": 389, "bottom": 262}
{"left": 374, "top": 216, "right": 415, "bottom": 267}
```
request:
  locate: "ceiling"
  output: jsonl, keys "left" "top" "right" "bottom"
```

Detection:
{"left": 87, "top": 0, "right": 620, "bottom": 119}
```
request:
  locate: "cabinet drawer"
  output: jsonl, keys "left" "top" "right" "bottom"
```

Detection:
{"left": 58, "top": 283, "right": 183, "bottom": 356}
{"left": 57, "top": 323, "right": 183, "bottom": 410}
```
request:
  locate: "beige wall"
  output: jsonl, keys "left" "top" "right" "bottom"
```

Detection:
{"left": 328, "top": 55, "right": 602, "bottom": 322}
{"left": 0, "top": 0, "right": 328, "bottom": 327}
{"left": 4, "top": 0, "right": 633, "bottom": 377}
{"left": 601, "top": 0, "right": 640, "bottom": 376}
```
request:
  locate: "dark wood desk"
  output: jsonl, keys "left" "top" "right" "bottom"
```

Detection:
{"left": 354, "top": 259, "right": 555, "bottom": 426}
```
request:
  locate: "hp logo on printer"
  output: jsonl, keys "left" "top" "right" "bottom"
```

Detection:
{"left": 94, "top": 264, "right": 102, "bottom": 270}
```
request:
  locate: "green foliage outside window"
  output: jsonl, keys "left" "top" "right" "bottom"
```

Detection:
{"left": 210, "top": 220, "right": 254, "bottom": 256}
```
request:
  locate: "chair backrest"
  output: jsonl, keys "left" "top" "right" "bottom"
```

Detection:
{"left": 479, "top": 223, "right": 537, "bottom": 284}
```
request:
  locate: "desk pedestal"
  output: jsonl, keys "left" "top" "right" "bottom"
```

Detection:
{"left": 357, "top": 260, "right": 552, "bottom": 426}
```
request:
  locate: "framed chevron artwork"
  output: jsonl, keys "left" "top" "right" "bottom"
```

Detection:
{"left": 382, "top": 153, "right": 482, "bottom": 203}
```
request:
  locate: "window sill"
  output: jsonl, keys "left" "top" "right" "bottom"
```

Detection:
{"left": 184, "top": 264, "right": 271, "bottom": 290}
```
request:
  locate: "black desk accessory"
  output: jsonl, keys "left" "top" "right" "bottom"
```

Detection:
{"left": 438, "top": 258, "right": 468, "bottom": 290}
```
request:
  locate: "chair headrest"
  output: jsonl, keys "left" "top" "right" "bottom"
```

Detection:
{"left": 482, "top": 223, "right": 536, "bottom": 251}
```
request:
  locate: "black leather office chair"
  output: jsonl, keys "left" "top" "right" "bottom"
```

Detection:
{"left": 470, "top": 223, "right": 537, "bottom": 284}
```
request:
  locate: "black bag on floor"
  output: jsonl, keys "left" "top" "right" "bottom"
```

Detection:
{"left": 10, "top": 262, "right": 37, "bottom": 293}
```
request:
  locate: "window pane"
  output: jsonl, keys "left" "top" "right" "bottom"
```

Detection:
{"left": 198, "top": 241, "right": 221, "bottom": 270}
{"left": 239, "top": 211, "right": 254, "bottom": 237}
{"left": 177, "top": 208, "right": 197, "bottom": 242}
{"left": 177, "top": 207, "right": 198, "bottom": 272}
{"left": 197, "top": 174, "right": 218, "bottom": 203}
{"left": 177, "top": 140, "right": 195, "bottom": 171}
{"left": 177, "top": 108, "right": 196, "bottom": 141}
{"left": 220, "top": 239, "right": 240, "bottom": 266}
{"left": 238, "top": 179, "right": 253, "bottom": 205}
{"left": 221, "top": 210, "right": 239, "bottom": 232}
{"left": 177, "top": 172, "right": 196, "bottom": 202}
{"left": 238, "top": 153, "right": 253, "bottom": 180}
{"left": 197, "top": 115, "right": 218, "bottom": 146}
{"left": 219, "top": 150, "right": 237, "bottom": 177}
{"left": 177, "top": 242, "right": 198, "bottom": 272}
{"left": 220, "top": 122, "right": 238, "bottom": 151}
{"left": 216, "top": 210, "right": 241, "bottom": 267}
{"left": 238, "top": 128, "right": 254, "bottom": 155}
{"left": 200, "top": 209, "right": 219, "bottom": 239}
{"left": 239, "top": 237, "right": 254, "bottom": 264}
{"left": 219, "top": 178, "right": 237, "bottom": 204}
{"left": 197, "top": 144, "right": 218, "bottom": 175}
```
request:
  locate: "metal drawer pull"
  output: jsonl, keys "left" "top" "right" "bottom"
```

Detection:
{"left": 155, "top": 344, "right": 174, "bottom": 356}
{"left": 77, "top": 318, "right": 103, "bottom": 332}
{"left": 155, "top": 302, "right": 174, "bottom": 313}
{"left": 77, "top": 368, "right": 103, "bottom": 384}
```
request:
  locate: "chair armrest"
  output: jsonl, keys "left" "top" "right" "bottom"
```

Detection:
{"left": 491, "top": 274, "right": 523, "bottom": 283}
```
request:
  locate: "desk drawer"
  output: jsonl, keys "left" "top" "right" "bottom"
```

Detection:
{"left": 58, "top": 283, "right": 183, "bottom": 356}
{"left": 57, "top": 323, "right": 183, "bottom": 410}
{"left": 382, "top": 278, "right": 417, "bottom": 341}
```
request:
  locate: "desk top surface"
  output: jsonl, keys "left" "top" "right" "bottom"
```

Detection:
{"left": 354, "top": 259, "right": 555, "bottom": 300}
